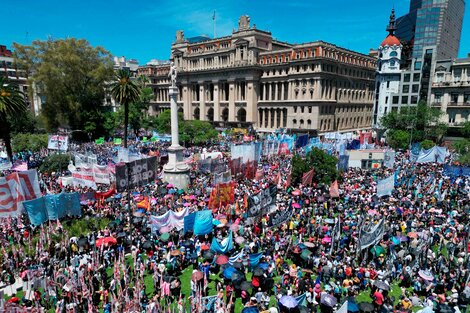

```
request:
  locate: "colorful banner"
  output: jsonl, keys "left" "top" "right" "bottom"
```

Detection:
{"left": 115, "top": 156, "right": 158, "bottom": 192}
{"left": 377, "top": 175, "right": 395, "bottom": 197}
{"left": 72, "top": 168, "right": 97, "bottom": 190}
{"left": 383, "top": 150, "right": 395, "bottom": 168}
{"left": 47, "top": 135, "right": 68, "bottom": 151}
{"left": 208, "top": 182, "right": 235, "bottom": 210}
{"left": 11, "top": 161, "right": 28, "bottom": 171}
{"left": 23, "top": 192, "right": 82, "bottom": 226}
{"left": 213, "top": 170, "right": 232, "bottom": 186}
{"left": 193, "top": 210, "right": 213, "bottom": 236}
{"left": 338, "top": 155, "right": 349, "bottom": 171}
{"left": 247, "top": 184, "right": 277, "bottom": 217}
{"left": 183, "top": 212, "right": 197, "bottom": 234}
{"left": 359, "top": 219, "right": 385, "bottom": 250}
{"left": 93, "top": 164, "right": 110, "bottom": 185}
{"left": 267, "top": 204, "right": 293, "bottom": 228}
{"left": 329, "top": 180, "right": 340, "bottom": 198}
{"left": 148, "top": 208, "right": 189, "bottom": 233}
{"left": 0, "top": 170, "right": 41, "bottom": 217}
{"left": 302, "top": 169, "right": 314, "bottom": 186}
{"left": 211, "top": 230, "right": 234, "bottom": 253}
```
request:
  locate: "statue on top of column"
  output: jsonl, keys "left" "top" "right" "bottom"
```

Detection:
{"left": 169, "top": 61, "right": 177, "bottom": 87}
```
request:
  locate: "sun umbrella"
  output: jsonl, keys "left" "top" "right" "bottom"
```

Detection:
{"left": 301, "top": 249, "right": 312, "bottom": 260}
{"left": 200, "top": 244, "right": 210, "bottom": 251}
{"left": 223, "top": 267, "right": 237, "bottom": 279}
{"left": 373, "top": 280, "right": 390, "bottom": 291}
{"left": 322, "top": 236, "right": 332, "bottom": 244}
{"left": 170, "top": 250, "right": 182, "bottom": 256}
{"left": 291, "top": 190, "right": 302, "bottom": 196}
{"left": 183, "top": 203, "right": 191, "bottom": 207}
{"left": 279, "top": 295, "right": 299, "bottom": 309}
{"left": 358, "top": 302, "right": 374, "bottom": 313}
{"left": 167, "top": 184, "right": 174, "bottom": 188}
{"left": 321, "top": 293, "right": 337, "bottom": 307}
{"left": 241, "top": 307, "right": 259, "bottom": 313}
{"left": 370, "top": 246, "right": 386, "bottom": 257}
{"left": 418, "top": 269, "right": 434, "bottom": 281}
{"left": 231, "top": 271, "right": 243, "bottom": 281}
{"left": 95, "top": 237, "right": 117, "bottom": 247}
{"left": 303, "top": 242, "right": 315, "bottom": 248}
{"left": 348, "top": 300, "right": 360, "bottom": 312}
{"left": 235, "top": 236, "right": 245, "bottom": 244}
{"left": 142, "top": 241, "right": 154, "bottom": 250}
{"left": 230, "top": 224, "right": 240, "bottom": 232}
{"left": 240, "top": 281, "right": 253, "bottom": 291}
{"left": 160, "top": 233, "right": 170, "bottom": 242}
{"left": 203, "top": 251, "right": 215, "bottom": 260}
{"left": 391, "top": 237, "right": 400, "bottom": 245}
{"left": 159, "top": 226, "right": 170, "bottom": 233}
{"left": 252, "top": 268, "right": 264, "bottom": 276}
{"left": 367, "top": 209, "right": 379, "bottom": 216}
{"left": 407, "top": 232, "right": 418, "bottom": 239}
{"left": 192, "top": 270, "right": 204, "bottom": 281}
{"left": 292, "top": 203, "right": 301, "bottom": 209}
{"left": 232, "top": 262, "right": 243, "bottom": 270}
{"left": 215, "top": 255, "right": 229, "bottom": 265}
{"left": 324, "top": 218, "right": 335, "bottom": 224}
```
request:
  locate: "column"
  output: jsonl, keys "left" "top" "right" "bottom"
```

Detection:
{"left": 199, "top": 83, "right": 206, "bottom": 121}
{"left": 213, "top": 81, "right": 220, "bottom": 122}
{"left": 263, "top": 84, "right": 267, "bottom": 101}
{"left": 183, "top": 85, "right": 191, "bottom": 120}
{"left": 246, "top": 81, "right": 258, "bottom": 123}
{"left": 274, "top": 82, "right": 279, "bottom": 101}
{"left": 267, "top": 109, "right": 271, "bottom": 129}
{"left": 281, "top": 83, "right": 285, "bottom": 101}
{"left": 228, "top": 81, "right": 236, "bottom": 121}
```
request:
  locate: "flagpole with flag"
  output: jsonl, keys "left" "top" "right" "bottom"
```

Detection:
{"left": 213, "top": 11, "right": 216, "bottom": 38}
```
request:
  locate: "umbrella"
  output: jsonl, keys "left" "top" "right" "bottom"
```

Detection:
{"left": 223, "top": 267, "right": 237, "bottom": 279}
{"left": 391, "top": 237, "right": 400, "bottom": 245}
{"left": 231, "top": 271, "right": 243, "bottom": 281}
{"left": 321, "top": 293, "right": 337, "bottom": 307}
{"left": 191, "top": 271, "right": 204, "bottom": 280}
{"left": 303, "top": 242, "right": 315, "bottom": 248}
{"left": 167, "top": 184, "right": 174, "bottom": 188}
{"left": 300, "top": 249, "right": 312, "bottom": 260}
{"left": 240, "top": 281, "right": 253, "bottom": 291}
{"left": 230, "top": 224, "right": 240, "bottom": 232}
{"left": 373, "top": 280, "right": 390, "bottom": 291}
{"left": 418, "top": 269, "right": 434, "bottom": 281}
{"left": 258, "top": 263, "right": 269, "bottom": 270}
{"left": 367, "top": 209, "right": 378, "bottom": 216}
{"left": 252, "top": 268, "right": 264, "bottom": 276}
{"left": 77, "top": 238, "right": 88, "bottom": 247}
{"left": 279, "top": 295, "right": 298, "bottom": 309}
{"left": 170, "top": 250, "right": 182, "bottom": 256}
{"left": 232, "top": 262, "right": 243, "bottom": 270}
{"left": 200, "top": 244, "right": 210, "bottom": 251}
{"left": 322, "top": 237, "right": 332, "bottom": 244}
{"left": 203, "top": 251, "right": 215, "bottom": 260}
{"left": 132, "top": 217, "right": 143, "bottom": 224}
{"left": 235, "top": 236, "right": 245, "bottom": 244}
{"left": 95, "top": 237, "right": 117, "bottom": 247}
{"left": 370, "top": 246, "right": 386, "bottom": 257}
{"left": 324, "top": 218, "right": 335, "bottom": 224}
{"left": 181, "top": 240, "right": 192, "bottom": 248}
{"left": 160, "top": 233, "right": 170, "bottom": 242}
{"left": 117, "top": 232, "right": 126, "bottom": 238}
{"left": 358, "top": 302, "right": 374, "bottom": 313}
{"left": 241, "top": 307, "right": 259, "bottom": 313}
{"left": 291, "top": 190, "right": 302, "bottom": 196}
{"left": 348, "top": 300, "right": 360, "bottom": 312}
{"left": 183, "top": 203, "right": 191, "bottom": 207}
{"left": 215, "top": 255, "right": 229, "bottom": 265}
{"left": 292, "top": 203, "right": 301, "bottom": 209}
{"left": 407, "top": 232, "right": 418, "bottom": 239}
{"left": 142, "top": 241, "right": 154, "bottom": 250}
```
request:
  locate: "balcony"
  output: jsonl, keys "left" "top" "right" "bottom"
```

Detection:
{"left": 431, "top": 101, "right": 441, "bottom": 107}
{"left": 447, "top": 102, "right": 470, "bottom": 107}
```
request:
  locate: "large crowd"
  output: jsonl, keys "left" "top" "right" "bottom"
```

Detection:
{"left": 0, "top": 136, "right": 469, "bottom": 313}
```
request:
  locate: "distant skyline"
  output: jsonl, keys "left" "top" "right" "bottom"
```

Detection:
{"left": 2, "top": 0, "right": 470, "bottom": 64}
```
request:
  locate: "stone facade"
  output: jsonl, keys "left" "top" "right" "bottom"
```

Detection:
{"left": 430, "top": 58, "right": 470, "bottom": 126}
{"left": 138, "top": 16, "right": 376, "bottom": 133}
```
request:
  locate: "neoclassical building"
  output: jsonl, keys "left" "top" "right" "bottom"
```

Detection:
{"left": 138, "top": 16, "right": 376, "bottom": 133}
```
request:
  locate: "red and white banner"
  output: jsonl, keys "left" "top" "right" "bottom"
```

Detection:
{"left": 47, "top": 135, "right": 69, "bottom": 151}
{"left": 93, "top": 164, "right": 110, "bottom": 185}
{"left": 72, "top": 169, "right": 97, "bottom": 189}
{"left": 0, "top": 169, "right": 41, "bottom": 217}
{"left": 11, "top": 161, "right": 28, "bottom": 171}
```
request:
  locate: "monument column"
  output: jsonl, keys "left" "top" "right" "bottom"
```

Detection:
{"left": 229, "top": 80, "right": 236, "bottom": 121}
{"left": 213, "top": 81, "right": 220, "bottom": 122}
{"left": 163, "top": 62, "right": 190, "bottom": 189}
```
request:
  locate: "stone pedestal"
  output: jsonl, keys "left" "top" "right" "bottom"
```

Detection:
{"left": 162, "top": 86, "right": 190, "bottom": 189}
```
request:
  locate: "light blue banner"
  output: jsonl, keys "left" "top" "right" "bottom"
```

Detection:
{"left": 377, "top": 175, "right": 395, "bottom": 197}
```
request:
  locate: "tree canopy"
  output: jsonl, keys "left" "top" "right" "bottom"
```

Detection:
{"left": 380, "top": 101, "right": 447, "bottom": 146}
{"left": 13, "top": 38, "right": 114, "bottom": 132}
{"left": 291, "top": 148, "right": 338, "bottom": 186}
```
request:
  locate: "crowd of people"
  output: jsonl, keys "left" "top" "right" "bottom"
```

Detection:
{"left": 0, "top": 136, "right": 469, "bottom": 313}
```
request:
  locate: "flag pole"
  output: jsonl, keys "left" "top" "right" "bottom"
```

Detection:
{"left": 213, "top": 11, "right": 216, "bottom": 38}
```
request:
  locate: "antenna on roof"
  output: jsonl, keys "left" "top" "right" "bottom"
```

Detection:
{"left": 213, "top": 10, "right": 217, "bottom": 38}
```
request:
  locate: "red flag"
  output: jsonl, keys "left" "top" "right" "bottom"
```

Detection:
{"left": 255, "top": 169, "right": 264, "bottom": 181}
{"left": 137, "top": 196, "right": 150, "bottom": 210}
{"left": 286, "top": 171, "right": 292, "bottom": 187}
{"left": 302, "top": 169, "right": 315, "bottom": 186}
{"left": 329, "top": 180, "right": 340, "bottom": 198}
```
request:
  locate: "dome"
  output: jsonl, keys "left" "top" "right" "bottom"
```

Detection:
{"left": 380, "top": 35, "right": 400, "bottom": 47}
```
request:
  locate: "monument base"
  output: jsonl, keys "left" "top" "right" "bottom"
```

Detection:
{"left": 162, "top": 145, "right": 190, "bottom": 190}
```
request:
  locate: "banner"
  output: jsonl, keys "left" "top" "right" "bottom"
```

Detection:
{"left": 210, "top": 158, "right": 226, "bottom": 174}
{"left": 93, "top": 164, "right": 110, "bottom": 185}
{"left": 183, "top": 212, "right": 197, "bottom": 233}
{"left": 383, "top": 150, "right": 395, "bottom": 169}
{"left": 72, "top": 168, "right": 97, "bottom": 190}
{"left": 208, "top": 182, "right": 235, "bottom": 210}
{"left": 213, "top": 170, "right": 232, "bottom": 186}
{"left": 211, "top": 230, "right": 233, "bottom": 253}
{"left": 193, "top": 210, "right": 213, "bottom": 235}
{"left": 338, "top": 155, "right": 349, "bottom": 171}
{"left": 23, "top": 192, "right": 81, "bottom": 226}
{"left": 302, "top": 169, "right": 314, "bottom": 186}
{"left": 443, "top": 165, "right": 470, "bottom": 178}
{"left": 0, "top": 170, "right": 41, "bottom": 217}
{"left": 255, "top": 169, "right": 264, "bottom": 181}
{"left": 115, "top": 156, "right": 158, "bottom": 192}
{"left": 149, "top": 208, "right": 189, "bottom": 233}
{"left": 47, "top": 135, "right": 68, "bottom": 151}
{"left": 329, "top": 180, "right": 340, "bottom": 198}
{"left": 247, "top": 184, "right": 277, "bottom": 217}
{"left": 113, "top": 138, "right": 122, "bottom": 145}
{"left": 359, "top": 219, "right": 385, "bottom": 250}
{"left": 268, "top": 206, "right": 293, "bottom": 228}
{"left": 296, "top": 134, "right": 309, "bottom": 148}
{"left": 11, "top": 162, "right": 28, "bottom": 171}
{"left": 377, "top": 175, "right": 395, "bottom": 197}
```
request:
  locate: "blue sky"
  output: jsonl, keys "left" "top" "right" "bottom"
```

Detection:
{"left": 2, "top": 0, "right": 470, "bottom": 64}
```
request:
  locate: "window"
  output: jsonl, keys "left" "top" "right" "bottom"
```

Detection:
{"left": 390, "top": 51, "right": 398, "bottom": 57}
{"left": 411, "top": 96, "right": 418, "bottom": 104}
{"left": 413, "top": 73, "right": 420, "bottom": 82}
{"left": 404, "top": 74, "right": 411, "bottom": 82}
{"left": 390, "top": 60, "right": 396, "bottom": 67}
{"left": 451, "top": 93, "right": 459, "bottom": 103}
{"left": 386, "top": 81, "right": 390, "bottom": 88}
{"left": 392, "top": 96, "right": 399, "bottom": 104}
{"left": 412, "top": 84, "right": 419, "bottom": 93}
{"left": 385, "top": 96, "right": 389, "bottom": 104}
{"left": 434, "top": 93, "right": 442, "bottom": 102}
{"left": 401, "top": 96, "right": 408, "bottom": 104}
{"left": 464, "top": 93, "right": 470, "bottom": 103}
{"left": 402, "top": 85, "right": 409, "bottom": 93}
{"left": 414, "top": 61, "right": 422, "bottom": 70}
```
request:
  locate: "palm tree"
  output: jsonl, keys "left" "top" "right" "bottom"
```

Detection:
{"left": 0, "top": 77, "right": 27, "bottom": 161}
{"left": 110, "top": 69, "right": 140, "bottom": 148}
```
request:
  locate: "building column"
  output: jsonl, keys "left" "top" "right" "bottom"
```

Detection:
{"left": 267, "top": 109, "right": 271, "bottom": 129}
{"left": 228, "top": 81, "right": 236, "bottom": 121}
{"left": 183, "top": 85, "right": 191, "bottom": 120}
{"left": 199, "top": 84, "right": 206, "bottom": 121}
{"left": 281, "top": 83, "right": 285, "bottom": 101}
{"left": 274, "top": 82, "right": 279, "bottom": 101}
{"left": 262, "top": 83, "right": 267, "bottom": 101}
{"left": 246, "top": 81, "right": 257, "bottom": 123}
{"left": 213, "top": 81, "right": 220, "bottom": 122}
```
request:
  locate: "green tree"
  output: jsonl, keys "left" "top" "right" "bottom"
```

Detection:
{"left": 13, "top": 39, "right": 114, "bottom": 132}
{"left": 453, "top": 138, "right": 470, "bottom": 155}
{"left": 291, "top": 148, "right": 338, "bottom": 186}
{"left": 115, "top": 87, "right": 153, "bottom": 136}
{"left": 152, "top": 110, "right": 185, "bottom": 134}
{"left": 12, "top": 133, "right": 48, "bottom": 153}
{"left": 420, "top": 139, "right": 435, "bottom": 150}
{"left": 0, "top": 77, "right": 27, "bottom": 160}
{"left": 110, "top": 69, "right": 141, "bottom": 148}
{"left": 181, "top": 120, "right": 219, "bottom": 144}
{"left": 39, "top": 154, "right": 71, "bottom": 173}
{"left": 381, "top": 101, "right": 448, "bottom": 144}
{"left": 386, "top": 130, "right": 410, "bottom": 150}
{"left": 461, "top": 121, "right": 470, "bottom": 138}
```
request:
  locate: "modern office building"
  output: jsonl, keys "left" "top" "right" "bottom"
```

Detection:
{"left": 430, "top": 57, "right": 470, "bottom": 126}
{"left": 139, "top": 16, "right": 377, "bottom": 134}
